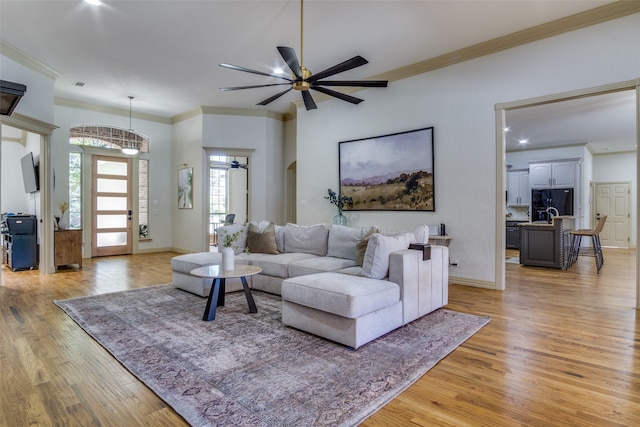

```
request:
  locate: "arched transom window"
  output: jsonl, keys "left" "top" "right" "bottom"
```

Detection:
{"left": 69, "top": 125, "right": 149, "bottom": 153}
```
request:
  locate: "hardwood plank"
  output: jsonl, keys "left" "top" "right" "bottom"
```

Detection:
{"left": 1, "top": 249, "right": 638, "bottom": 426}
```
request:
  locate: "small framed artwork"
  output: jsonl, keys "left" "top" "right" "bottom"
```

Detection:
{"left": 339, "top": 127, "right": 435, "bottom": 211}
{"left": 178, "top": 167, "right": 193, "bottom": 209}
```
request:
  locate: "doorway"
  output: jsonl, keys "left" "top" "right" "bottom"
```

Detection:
{"left": 496, "top": 80, "right": 639, "bottom": 308}
{"left": 208, "top": 155, "right": 249, "bottom": 250}
{"left": 91, "top": 155, "right": 133, "bottom": 256}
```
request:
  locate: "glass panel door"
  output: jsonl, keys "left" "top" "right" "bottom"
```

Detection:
{"left": 92, "top": 156, "right": 132, "bottom": 256}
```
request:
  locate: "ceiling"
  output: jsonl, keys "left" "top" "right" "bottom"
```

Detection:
{"left": 0, "top": 0, "right": 636, "bottom": 153}
{"left": 505, "top": 90, "right": 637, "bottom": 154}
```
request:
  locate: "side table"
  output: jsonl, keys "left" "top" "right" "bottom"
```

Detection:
{"left": 190, "top": 264, "right": 262, "bottom": 321}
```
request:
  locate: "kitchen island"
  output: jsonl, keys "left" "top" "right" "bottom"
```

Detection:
{"left": 519, "top": 216, "right": 576, "bottom": 269}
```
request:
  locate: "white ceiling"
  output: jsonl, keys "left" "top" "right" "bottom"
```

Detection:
{"left": 505, "top": 90, "right": 637, "bottom": 154}
{"left": 1, "top": 0, "right": 636, "bottom": 153}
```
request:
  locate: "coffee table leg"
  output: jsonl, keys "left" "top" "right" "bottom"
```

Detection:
{"left": 217, "top": 279, "right": 226, "bottom": 307}
{"left": 241, "top": 276, "right": 257, "bottom": 313}
{"left": 203, "top": 278, "right": 221, "bottom": 321}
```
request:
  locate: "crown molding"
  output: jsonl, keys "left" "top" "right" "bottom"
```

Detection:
{"left": 55, "top": 97, "right": 172, "bottom": 124}
{"left": 171, "top": 106, "right": 286, "bottom": 124}
{"left": 0, "top": 112, "right": 58, "bottom": 135}
{"left": 200, "top": 106, "right": 285, "bottom": 121}
{"left": 1, "top": 40, "right": 60, "bottom": 80}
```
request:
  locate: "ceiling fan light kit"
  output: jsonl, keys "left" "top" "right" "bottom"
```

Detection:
{"left": 219, "top": 0, "right": 387, "bottom": 110}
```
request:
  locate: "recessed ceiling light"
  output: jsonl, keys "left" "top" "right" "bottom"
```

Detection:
{"left": 84, "top": 0, "right": 102, "bottom": 6}
{"left": 273, "top": 67, "right": 285, "bottom": 75}
{"left": 518, "top": 139, "right": 528, "bottom": 144}
{"left": 504, "top": 127, "right": 510, "bottom": 132}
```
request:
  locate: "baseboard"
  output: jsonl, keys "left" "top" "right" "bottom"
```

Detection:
{"left": 449, "top": 275, "right": 497, "bottom": 290}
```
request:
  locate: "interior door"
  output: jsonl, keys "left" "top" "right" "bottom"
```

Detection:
{"left": 595, "top": 182, "right": 630, "bottom": 248}
{"left": 92, "top": 155, "right": 133, "bottom": 256}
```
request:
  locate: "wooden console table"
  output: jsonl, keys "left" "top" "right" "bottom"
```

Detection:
{"left": 54, "top": 229, "right": 83, "bottom": 269}
{"left": 429, "top": 235, "right": 452, "bottom": 247}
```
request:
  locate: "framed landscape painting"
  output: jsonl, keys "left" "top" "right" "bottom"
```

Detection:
{"left": 339, "top": 127, "right": 434, "bottom": 211}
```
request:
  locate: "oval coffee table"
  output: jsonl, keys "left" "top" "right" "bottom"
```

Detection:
{"left": 190, "top": 264, "right": 262, "bottom": 321}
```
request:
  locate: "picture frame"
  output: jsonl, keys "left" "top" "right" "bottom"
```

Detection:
{"left": 339, "top": 127, "right": 435, "bottom": 211}
{"left": 178, "top": 167, "right": 193, "bottom": 209}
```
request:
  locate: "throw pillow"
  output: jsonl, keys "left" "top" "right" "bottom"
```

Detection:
{"left": 284, "top": 223, "right": 329, "bottom": 256}
{"left": 218, "top": 223, "right": 248, "bottom": 254}
{"left": 361, "top": 232, "right": 414, "bottom": 279}
{"left": 355, "top": 227, "right": 378, "bottom": 266}
{"left": 246, "top": 222, "right": 279, "bottom": 254}
{"left": 412, "top": 224, "right": 430, "bottom": 244}
{"left": 327, "top": 224, "right": 362, "bottom": 260}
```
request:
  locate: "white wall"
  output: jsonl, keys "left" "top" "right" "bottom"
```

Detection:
{"left": 593, "top": 151, "right": 637, "bottom": 246}
{"left": 202, "top": 113, "right": 284, "bottom": 223}
{"left": 296, "top": 13, "right": 640, "bottom": 286}
{"left": 0, "top": 55, "right": 55, "bottom": 124}
{"left": 171, "top": 113, "right": 204, "bottom": 253}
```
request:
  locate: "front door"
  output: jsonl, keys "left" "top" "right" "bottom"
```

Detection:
{"left": 595, "top": 182, "right": 630, "bottom": 248}
{"left": 92, "top": 155, "right": 133, "bottom": 256}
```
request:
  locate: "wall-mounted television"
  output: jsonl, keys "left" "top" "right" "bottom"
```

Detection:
{"left": 20, "top": 152, "right": 39, "bottom": 193}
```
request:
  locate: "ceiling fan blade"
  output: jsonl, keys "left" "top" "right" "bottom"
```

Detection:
{"left": 314, "top": 80, "right": 388, "bottom": 88}
{"left": 311, "top": 86, "right": 364, "bottom": 105}
{"left": 301, "top": 91, "right": 317, "bottom": 110}
{"left": 277, "top": 46, "right": 302, "bottom": 79}
{"left": 307, "top": 56, "right": 369, "bottom": 83}
{"left": 219, "top": 63, "right": 292, "bottom": 82}
{"left": 257, "top": 87, "right": 293, "bottom": 106}
{"left": 220, "top": 83, "right": 292, "bottom": 91}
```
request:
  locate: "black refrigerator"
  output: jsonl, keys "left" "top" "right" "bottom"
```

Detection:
{"left": 531, "top": 188, "right": 574, "bottom": 222}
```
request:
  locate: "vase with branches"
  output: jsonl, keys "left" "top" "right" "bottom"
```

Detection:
{"left": 325, "top": 189, "right": 353, "bottom": 225}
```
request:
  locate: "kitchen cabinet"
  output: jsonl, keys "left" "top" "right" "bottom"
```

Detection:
{"left": 54, "top": 229, "right": 82, "bottom": 269}
{"left": 507, "top": 170, "right": 529, "bottom": 206}
{"left": 529, "top": 161, "right": 576, "bottom": 188}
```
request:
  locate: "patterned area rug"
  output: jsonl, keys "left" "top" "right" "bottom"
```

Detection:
{"left": 55, "top": 285, "right": 490, "bottom": 426}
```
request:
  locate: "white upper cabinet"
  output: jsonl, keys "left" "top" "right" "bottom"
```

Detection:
{"left": 529, "top": 161, "right": 576, "bottom": 188}
{"left": 507, "top": 170, "right": 529, "bottom": 206}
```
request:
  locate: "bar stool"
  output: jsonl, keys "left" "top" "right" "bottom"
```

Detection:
{"left": 568, "top": 215, "right": 607, "bottom": 273}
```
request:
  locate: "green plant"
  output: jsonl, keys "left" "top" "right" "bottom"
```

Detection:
{"left": 325, "top": 189, "right": 353, "bottom": 211}
{"left": 59, "top": 201, "right": 69, "bottom": 215}
{"left": 222, "top": 230, "right": 242, "bottom": 248}
{"left": 139, "top": 224, "right": 149, "bottom": 239}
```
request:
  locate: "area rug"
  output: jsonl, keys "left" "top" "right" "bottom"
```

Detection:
{"left": 506, "top": 257, "right": 520, "bottom": 264}
{"left": 55, "top": 285, "right": 490, "bottom": 427}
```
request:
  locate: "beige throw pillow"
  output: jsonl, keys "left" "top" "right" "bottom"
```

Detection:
{"left": 355, "top": 228, "right": 378, "bottom": 266}
{"left": 246, "top": 222, "right": 279, "bottom": 254}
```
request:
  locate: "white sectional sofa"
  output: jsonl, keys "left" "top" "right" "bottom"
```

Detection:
{"left": 171, "top": 221, "right": 448, "bottom": 349}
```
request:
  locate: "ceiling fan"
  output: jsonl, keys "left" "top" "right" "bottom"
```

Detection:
{"left": 228, "top": 158, "right": 248, "bottom": 169}
{"left": 218, "top": 0, "right": 388, "bottom": 111}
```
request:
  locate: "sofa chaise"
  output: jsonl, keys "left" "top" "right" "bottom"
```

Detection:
{"left": 171, "top": 221, "right": 448, "bottom": 348}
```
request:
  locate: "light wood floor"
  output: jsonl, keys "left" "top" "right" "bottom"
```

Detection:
{"left": 1, "top": 249, "right": 638, "bottom": 426}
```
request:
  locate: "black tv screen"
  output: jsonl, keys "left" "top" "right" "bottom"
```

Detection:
{"left": 21, "top": 152, "right": 39, "bottom": 193}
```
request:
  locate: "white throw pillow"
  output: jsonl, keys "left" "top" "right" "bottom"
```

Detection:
{"left": 361, "top": 232, "right": 414, "bottom": 279}
{"left": 284, "top": 223, "right": 329, "bottom": 255}
{"left": 327, "top": 224, "right": 362, "bottom": 260}
{"left": 218, "top": 223, "right": 248, "bottom": 254}
{"left": 412, "top": 224, "right": 430, "bottom": 244}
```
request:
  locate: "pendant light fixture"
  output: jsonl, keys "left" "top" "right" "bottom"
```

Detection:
{"left": 121, "top": 95, "right": 140, "bottom": 155}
